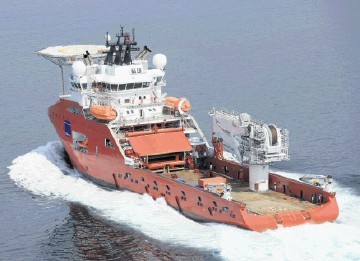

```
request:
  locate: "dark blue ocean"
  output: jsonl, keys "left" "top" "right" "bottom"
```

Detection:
{"left": 1, "top": 1, "right": 359, "bottom": 260}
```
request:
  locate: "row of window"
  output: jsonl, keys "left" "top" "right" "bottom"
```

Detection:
{"left": 95, "top": 82, "right": 151, "bottom": 91}
{"left": 70, "top": 81, "right": 151, "bottom": 91}
{"left": 123, "top": 95, "right": 147, "bottom": 104}
{"left": 125, "top": 107, "right": 157, "bottom": 115}
{"left": 70, "top": 82, "right": 86, "bottom": 90}
{"left": 131, "top": 68, "right": 142, "bottom": 74}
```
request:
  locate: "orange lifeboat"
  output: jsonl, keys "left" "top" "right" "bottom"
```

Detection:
{"left": 164, "top": 97, "right": 191, "bottom": 112}
{"left": 90, "top": 105, "right": 117, "bottom": 121}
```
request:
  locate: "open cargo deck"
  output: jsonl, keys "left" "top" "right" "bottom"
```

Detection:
{"left": 161, "top": 170, "right": 316, "bottom": 215}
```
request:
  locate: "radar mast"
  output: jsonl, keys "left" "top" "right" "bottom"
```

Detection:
{"left": 104, "top": 26, "right": 140, "bottom": 65}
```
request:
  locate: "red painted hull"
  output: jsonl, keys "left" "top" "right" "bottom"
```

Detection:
{"left": 49, "top": 99, "right": 339, "bottom": 231}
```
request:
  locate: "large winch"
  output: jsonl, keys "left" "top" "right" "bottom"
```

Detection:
{"left": 209, "top": 108, "right": 289, "bottom": 192}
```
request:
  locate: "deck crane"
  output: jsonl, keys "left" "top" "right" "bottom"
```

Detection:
{"left": 209, "top": 108, "right": 289, "bottom": 192}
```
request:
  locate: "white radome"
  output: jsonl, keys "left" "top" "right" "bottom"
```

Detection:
{"left": 152, "top": 54, "right": 167, "bottom": 70}
{"left": 72, "top": 61, "right": 86, "bottom": 76}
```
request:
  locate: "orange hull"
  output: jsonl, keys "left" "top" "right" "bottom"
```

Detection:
{"left": 49, "top": 99, "right": 339, "bottom": 231}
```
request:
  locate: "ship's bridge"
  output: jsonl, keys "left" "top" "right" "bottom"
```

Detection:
{"left": 36, "top": 28, "right": 211, "bottom": 175}
{"left": 88, "top": 64, "right": 163, "bottom": 91}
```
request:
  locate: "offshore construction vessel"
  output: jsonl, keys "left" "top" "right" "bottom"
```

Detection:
{"left": 36, "top": 27, "right": 338, "bottom": 231}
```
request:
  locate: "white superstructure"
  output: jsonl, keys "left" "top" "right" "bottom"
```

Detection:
{"left": 36, "top": 27, "right": 210, "bottom": 170}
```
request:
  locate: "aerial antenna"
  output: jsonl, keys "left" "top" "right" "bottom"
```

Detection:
{"left": 105, "top": 32, "right": 109, "bottom": 47}
{"left": 132, "top": 28, "right": 135, "bottom": 42}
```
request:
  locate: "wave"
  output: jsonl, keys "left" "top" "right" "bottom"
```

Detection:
{"left": 8, "top": 141, "right": 360, "bottom": 260}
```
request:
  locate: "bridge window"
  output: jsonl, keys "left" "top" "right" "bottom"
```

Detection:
{"left": 142, "top": 82, "right": 150, "bottom": 88}
{"left": 119, "top": 84, "right": 126, "bottom": 90}
{"left": 134, "top": 82, "right": 142, "bottom": 89}
{"left": 111, "top": 84, "right": 118, "bottom": 91}
{"left": 105, "top": 83, "right": 111, "bottom": 91}
{"left": 126, "top": 83, "right": 134, "bottom": 89}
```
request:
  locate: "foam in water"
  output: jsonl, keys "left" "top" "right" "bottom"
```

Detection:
{"left": 8, "top": 142, "right": 360, "bottom": 260}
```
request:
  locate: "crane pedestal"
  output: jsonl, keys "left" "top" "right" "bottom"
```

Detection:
{"left": 249, "top": 165, "right": 269, "bottom": 192}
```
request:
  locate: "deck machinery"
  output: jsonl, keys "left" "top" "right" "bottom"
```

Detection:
{"left": 210, "top": 108, "right": 289, "bottom": 192}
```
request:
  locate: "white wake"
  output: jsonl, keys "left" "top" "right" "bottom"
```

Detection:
{"left": 8, "top": 142, "right": 360, "bottom": 260}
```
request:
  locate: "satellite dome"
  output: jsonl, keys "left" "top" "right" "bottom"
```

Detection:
{"left": 72, "top": 61, "right": 86, "bottom": 77}
{"left": 152, "top": 54, "right": 167, "bottom": 70}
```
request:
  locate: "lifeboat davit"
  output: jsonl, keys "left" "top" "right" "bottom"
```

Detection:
{"left": 90, "top": 105, "right": 117, "bottom": 121}
{"left": 164, "top": 97, "right": 191, "bottom": 112}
